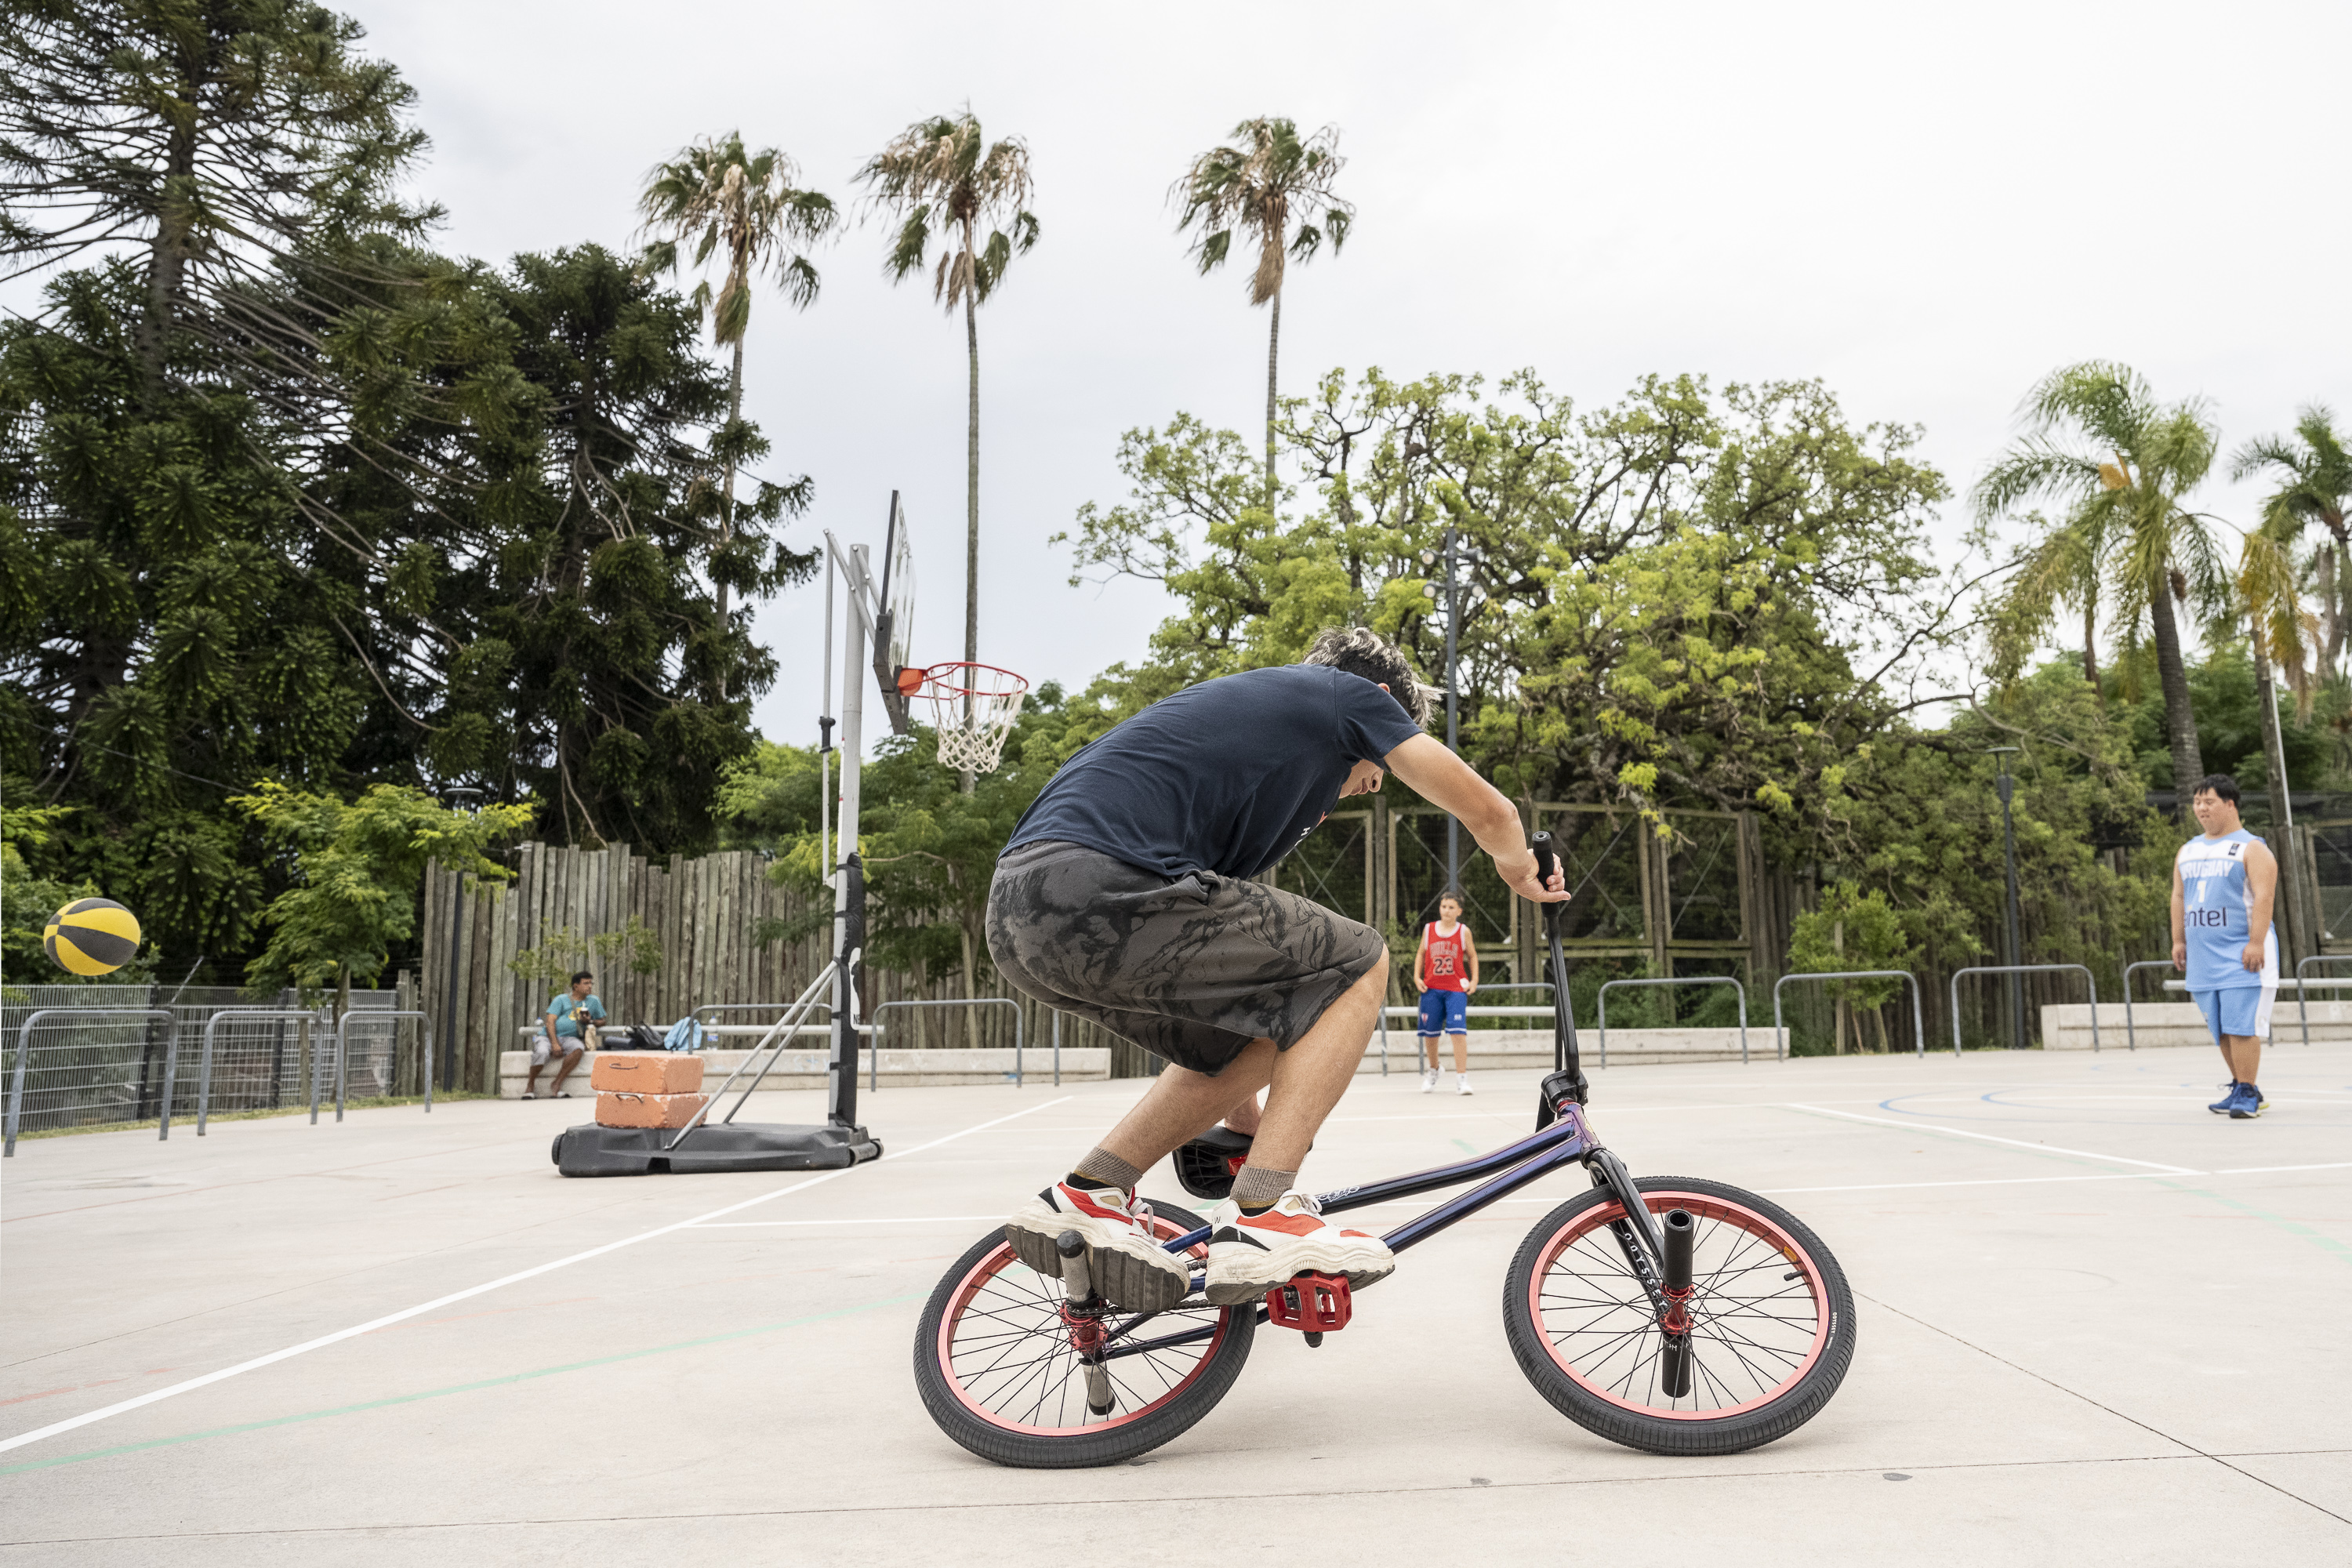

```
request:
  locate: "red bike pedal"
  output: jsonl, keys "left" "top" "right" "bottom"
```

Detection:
{"left": 1267, "top": 1272, "right": 1352, "bottom": 1332}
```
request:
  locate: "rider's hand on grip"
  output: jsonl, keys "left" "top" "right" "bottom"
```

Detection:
{"left": 1523, "top": 831, "right": 1568, "bottom": 902}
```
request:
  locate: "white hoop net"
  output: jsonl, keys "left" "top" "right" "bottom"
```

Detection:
{"left": 912, "top": 662, "right": 1029, "bottom": 774}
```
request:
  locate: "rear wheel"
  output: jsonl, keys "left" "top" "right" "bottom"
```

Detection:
{"left": 1504, "top": 1176, "right": 1855, "bottom": 1455}
{"left": 915, "top": 1200, "right": 1254, "bottom": 1468}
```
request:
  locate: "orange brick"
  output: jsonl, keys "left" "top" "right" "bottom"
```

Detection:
{"left": 595, "top": 1091, "right": 709, "bottom": 1129}
{"left": 590, "top": 1051, "right": 705, "bottom": 1094}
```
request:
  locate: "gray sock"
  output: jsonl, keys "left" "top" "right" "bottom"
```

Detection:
{"left": 1231, "top": 1164, "right": 1298, "bottom": 1213}
{"left": 1072, "top": 1148, "right": 1145, "bottom": 1191}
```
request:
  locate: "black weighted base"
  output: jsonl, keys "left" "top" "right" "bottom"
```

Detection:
{"left": 553, "top": 1121, "right": 883, "bottom": 1178}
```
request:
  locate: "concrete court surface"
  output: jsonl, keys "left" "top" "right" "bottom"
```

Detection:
{"left": 1, "top": 1044, "right": 2347, "bottom": 1566}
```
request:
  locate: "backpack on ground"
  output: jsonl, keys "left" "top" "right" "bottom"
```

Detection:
{"left": 663, "top": 1016, "right": 705, "bottom": 1053}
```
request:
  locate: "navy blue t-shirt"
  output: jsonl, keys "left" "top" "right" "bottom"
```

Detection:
{"left": 1006, "top": 665, "right": 1424, "bottom": 879}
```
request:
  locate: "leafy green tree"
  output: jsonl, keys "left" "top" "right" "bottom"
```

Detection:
{"left": 638, "top": 133, "right": 837, "bottom": 666}
{"left": 1788, "top": 884, "right": 1914, "bottom": 1052}
{"left": 1973, "top": 363, "right": 2224, "bottom": 816}
{"left": 235, "top": 782, "right": 531, "bottom": 1014}
{"left": 856, "top": 111, "right": 1039, "bottom": 707}
{"left": 0, "top": 0, "right": 431, "bottom": 405}
{"left": 2234, "top": 405, "right": 2352, "bottom": 677}
{"left": 1173, "top": 118, "right": 1352, "bottom": 506}
{"left": 1061, "top": 368, "right": 1961, "bottom": 847}
{"left": 419, "top": 244, "right": 817, "bottom": 847}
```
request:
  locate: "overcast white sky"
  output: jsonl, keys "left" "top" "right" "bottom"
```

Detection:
{"left": 347, "top": 2, "right": 2352, "bottom": 741}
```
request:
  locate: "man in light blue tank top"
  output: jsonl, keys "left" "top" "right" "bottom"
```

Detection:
{"left": 2170, "top": 775, "right": 2277, "bottom": 1120}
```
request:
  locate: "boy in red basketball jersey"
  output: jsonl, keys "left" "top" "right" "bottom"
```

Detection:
{"left": 1416, "top": 891, "right": 1478, "bottom": 1094}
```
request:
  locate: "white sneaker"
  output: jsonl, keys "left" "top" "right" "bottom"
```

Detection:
{"left": 1457, "top": 1074, "right": 1473, "bottom": 1095}
{"left": 1204, "top": 1192, "right": 1396, "bottom": 1305}
{"left": 1420, "top": 1068, "right": 1437, "bottom": 1093}
{"left": 1004, "top": 1178, "right": 1191, "bottom": 1309}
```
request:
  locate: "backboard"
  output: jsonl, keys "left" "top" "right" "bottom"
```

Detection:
{"left": 871, "top": 491, "right": 916, "bottom": 735}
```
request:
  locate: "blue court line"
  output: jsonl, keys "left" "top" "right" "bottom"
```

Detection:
{"left": 0, "top": 1292, "right": 924, "bottom": 1478}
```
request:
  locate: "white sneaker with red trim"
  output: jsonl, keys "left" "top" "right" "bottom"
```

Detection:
{"left": 1203, "top": 1191, "right": 1395, "bottom": 1305}
{"left": 1004, "top": 1179, "right": 1192, "bottom": 1310}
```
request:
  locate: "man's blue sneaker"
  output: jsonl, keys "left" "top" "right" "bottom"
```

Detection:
{"left": 2227, "top": 1083, "right": 2263, "bottom": 1120}
{"left": 2209, "top": 1082, "right": 2241, "bottom": 1114}
{"left": 2248, "top": 1083, "right": 2268, "bottom": 1112}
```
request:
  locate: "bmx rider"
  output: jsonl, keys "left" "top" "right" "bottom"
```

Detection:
{"left": 990, "top": 627, "right": 1568, "bottom": 1308}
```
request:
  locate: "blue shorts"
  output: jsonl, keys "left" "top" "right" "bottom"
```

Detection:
{"left": 2191, "top": 984, "right": 2276, "bottom": 1043}
{"left": 1417, "top": 989, "right": 1468, "bottom": 1036}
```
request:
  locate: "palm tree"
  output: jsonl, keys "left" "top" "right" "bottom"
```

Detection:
{"left": 637, "top": 134, "right": 838, "bottom": 666}
{"left": 855, "top": 111, "right": 1039, "bottom": 705}
{"left": 1173, "top": 118, "right": 1353, "bottom": 509}
{"left": 2234, "top": 407, "right": 2352, "bottom": 677}
{"left": 1974, "top": 362, "right": 2224, "bottom": 815}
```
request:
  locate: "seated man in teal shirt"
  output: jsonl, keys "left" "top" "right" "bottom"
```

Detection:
{"left": 528, "top": 971, "right": 604, "bottom": 1099}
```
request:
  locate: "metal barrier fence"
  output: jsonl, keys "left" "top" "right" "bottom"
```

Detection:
{"left": 1772, "top": 970, "right": 1927, "bottom": 1060}
{"left": 2117, "top": 960, "right": 2177, "bottom": 1053}
{"left": 2295, "top": 955, "right": 2352, "bottom": 1048}
{"left": 5, "top": 1007, "right": 174, "bottom": 1156}
{"left": 869, "top": 999, "right": 1027, "bottom": 1089}
{"left": 1950, "top": 964, "right": 2099, "bottom": 1051}
{"left": 1596, "top": 977, "right": 1748, "bottom": 1066}
{"left": 4, "top": 988, "right": 432, "bottom": 1154}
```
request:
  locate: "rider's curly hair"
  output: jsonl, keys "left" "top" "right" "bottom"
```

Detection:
{"left": 1301, "top": 626, "right": 1435, "bottom": 728}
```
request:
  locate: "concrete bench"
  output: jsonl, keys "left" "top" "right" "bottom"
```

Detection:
{"left": 2042, "top": 1000, "right": 2352, "bottom": 1051}
{"left": 1366, "top": 1026, "right": 1786, "bottom": 1070}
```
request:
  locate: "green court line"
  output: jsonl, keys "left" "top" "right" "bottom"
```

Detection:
{"left": 0, "top": 1292, "right": 924, "bottom": 1478}
{"left": 2152, "top": 1182, "right": 2352, "bottom": 1268}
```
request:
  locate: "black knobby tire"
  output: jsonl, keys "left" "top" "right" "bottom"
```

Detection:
{"left": 914, "top": 1200, "right": 1254, "bottom": 1468}
{"left": 1503, "top": 1176, "right": 1856, "bottom": 1456}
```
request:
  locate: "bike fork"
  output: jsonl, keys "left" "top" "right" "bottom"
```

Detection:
{"left": 1056, "top": 1231, "right": 1118, "bottom": 1416}
{"left": 1584, "top": 1147, "right": 1696, "bottom": 1396}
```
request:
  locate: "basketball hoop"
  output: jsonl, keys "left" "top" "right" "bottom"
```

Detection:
{"left": 911, "top": 662, "right": 1029, "bottom": 775}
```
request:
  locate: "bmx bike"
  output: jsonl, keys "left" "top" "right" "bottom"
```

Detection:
{"left": 914, "top": 832, "right": 1856, "bottom": 1467}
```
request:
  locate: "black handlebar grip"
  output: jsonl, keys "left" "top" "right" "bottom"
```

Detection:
{"left": 1530, "top": 830, "right": 1557, "bottom": 886}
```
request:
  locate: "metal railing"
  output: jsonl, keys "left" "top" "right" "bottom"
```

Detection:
{"left": 333, "top": 1011, "right": 435, "bottom": 1121}
{"left": 2295, "top": 955, "right": 2352, "bottom": 1047}
{"left": 6, "top": 1007, "right": 176, "bottom": 1156}
{"left": 1596, "top": 977, "right": 1748, "bottom": 1066}
{"left": 1772, "top": 970, "right": 1926, "bottom": 1060}
{"left": 870, "top": 999, "right": 1027, "bottom": 1090}
{"left": 1374, "top": 1005, "right": 1562, "bottom": 1075}
{"left": 1949, "top": 964, "right": 2098, "bottom": 1051}
{"left": 2117, "top": 960, "right": 2180, "bottom": 1053}
{"left": 195, "top": 1009, "right": 321, "bottom": 1134}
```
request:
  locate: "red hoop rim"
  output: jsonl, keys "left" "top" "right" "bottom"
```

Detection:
{"left": 912, "top": 661, "right": 1030, "bottom": 699}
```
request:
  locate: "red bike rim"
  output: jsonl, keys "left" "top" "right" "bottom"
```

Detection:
{"left": 938, "top": 1216, "right": 1227, "bottom": 1436}
{"left": 1526, "top": 1189, "right": 1829, "bottom": 1421}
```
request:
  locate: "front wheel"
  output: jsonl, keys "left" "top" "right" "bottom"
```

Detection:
{"left": 1504, "top": 1176, "right": 1855, "bottom": 1456}
{"left": 914, "top": 1200, "right": 1254, "bottom": 1468}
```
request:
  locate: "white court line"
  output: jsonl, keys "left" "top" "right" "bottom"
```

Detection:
{"left": 0, "top": 1096, "right": 1073, "bottom": 1457}
{"left": 693, "top": 1214, "right": 1004, "bottom": 1228}
{"left": 1785, "top": 1103, "right": 2204, "bottom": 1173}
{"left": 2210, "top": 1162, "right": 2352, "bottom": 1175}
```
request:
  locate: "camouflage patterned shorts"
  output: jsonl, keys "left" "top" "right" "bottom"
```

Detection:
{"left": 987, "top": 840, "right": 1388, "bottom": 1076}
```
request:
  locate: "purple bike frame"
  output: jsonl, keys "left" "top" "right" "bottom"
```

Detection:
{"left": 1105, "top": 1105, "right": 1598, "bottom": 1361}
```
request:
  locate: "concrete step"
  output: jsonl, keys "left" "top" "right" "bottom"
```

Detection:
{"left": 2042, "top": 1000, "right": 2352, "bottom": 1051}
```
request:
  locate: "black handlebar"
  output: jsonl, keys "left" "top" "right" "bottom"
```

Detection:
{"left": 1530, "top": 829, "right": 1558, "bottom": 885}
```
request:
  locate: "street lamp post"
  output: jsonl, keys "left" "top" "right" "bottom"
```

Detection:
{"left": 1421, "top": 528, "right": 1479, "bottom": 894}
{"left": 438, "top": 786, "right": 483, "bottom": 1092}
{"left": 1987, "top": 748, "right": 2026, "bottom": 1050}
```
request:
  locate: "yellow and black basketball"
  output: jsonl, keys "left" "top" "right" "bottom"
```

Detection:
{"left": 43, "top": 898, "right": 142, "bottom": 976}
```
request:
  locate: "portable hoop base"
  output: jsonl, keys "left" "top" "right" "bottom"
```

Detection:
{"left": 913, "top": 661, "right": 1029, "bottom": 774}
{"left": 552, "top": 1121, "right": 880, "bottom": 1177}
